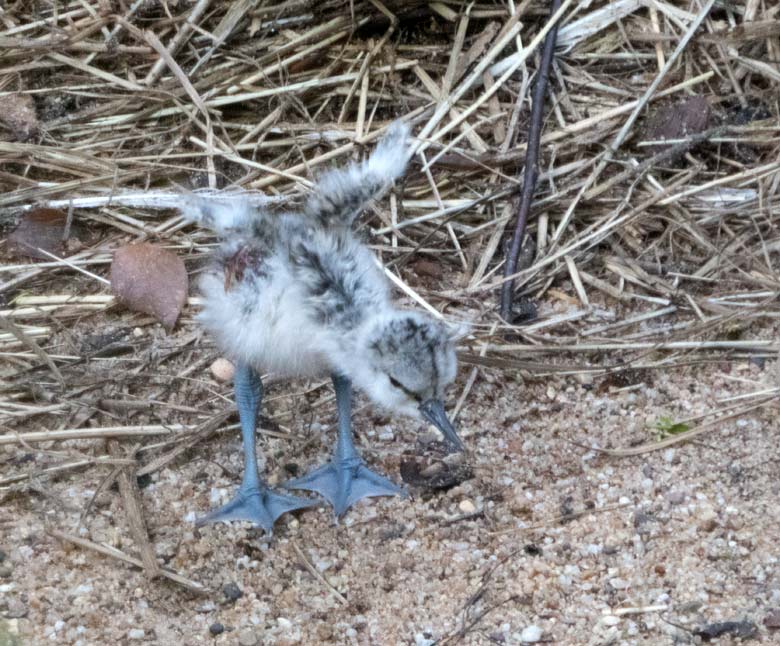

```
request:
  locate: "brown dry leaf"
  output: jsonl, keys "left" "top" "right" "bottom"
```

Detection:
{"left": 0, "top": 93, "right": 40, "bottom": 141}
{"left": 110, "top": 243, "right": 188, "bottom": 331}
{"left": 645, "top": 95, "right": 712, "bottom": 153}
{"left": 8, "top": 208, "right": 68, "bottom": 259}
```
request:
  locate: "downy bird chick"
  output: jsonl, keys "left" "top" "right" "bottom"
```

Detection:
{"left": 181, "top": 122, "right": 463, "bottom": 531}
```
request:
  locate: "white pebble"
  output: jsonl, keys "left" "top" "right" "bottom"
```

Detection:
{"left": 210, "top": 358, "right": 235, "bottom": 382}
{"left": 238, "top": 629, "right": 258, "bottom": 646}
{"left": 520, "top": 625, "right": 543, "bottom": 642}
{"left": 378, "top": 426, "right": 395, "bottom": 441}
{"left": 459, "top": 499, "right": 476, "bottom": 514}
{"left": 128, "top": 628, "right": 145, "bottom": 640}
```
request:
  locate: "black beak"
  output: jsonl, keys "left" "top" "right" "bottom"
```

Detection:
{"left": 420, "top": 399, "right": 463, "bottom": 451}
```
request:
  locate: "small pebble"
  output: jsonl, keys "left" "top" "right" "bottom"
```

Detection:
{"left": 459, "top": 499, "right": 476, "bottom": 514}
{"left": 128, "top": 628, "right": 145, "bottom": 640}
{"left": 132, "top": 327, "right": 144, "bottom": 338}
{"left": 520, "top": 625, "right": 543, "bottom": 643}
{"left": 210, "top": 358, "right": 235, "bottom": 382}
{"left": 0, "top": 564, "right": 12, "bottom": 578}
{"left": 223, "top": 582, "right": 243, "bottom": 602}
{"left": 698, "top": 508, "right": 718, "bottom": 532}
{"left": 238, "top": 628, "right": 258, "bottom": 646}
{"left": 209, "top": 622, "right": 225, "bottom": 635}
{"left": 6, "top": 599, "right": 28, "bottom": 618}
{"left": 575, "top": 372, "right": 594, "bottom": 386}
{"left": 378, "top": 426, "right": 395, "bottom": 441}
{"left": 666, "top": 489, "right": 686, "bottom": 505}
{"left": 765, "top": 609, "right": 780, "bottom": 629}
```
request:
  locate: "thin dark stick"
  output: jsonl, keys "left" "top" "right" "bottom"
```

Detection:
{"left": 500, "top": 0, "right": 562, "bottom": 321}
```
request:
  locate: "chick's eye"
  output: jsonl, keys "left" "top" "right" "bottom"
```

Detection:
{"left": 388, "top": 376, "right": 422, "bottom": 402}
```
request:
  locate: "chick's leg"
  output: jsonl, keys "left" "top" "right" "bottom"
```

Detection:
{"left": 284, "top": 374, "right": 403, "bottom": 518}
{"left": 197, "top": 363, "right": 313, "bottom": 533}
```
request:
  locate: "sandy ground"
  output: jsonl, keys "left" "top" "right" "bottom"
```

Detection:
{"left": 2, "top": 315, "right": 779, "bottom": 646}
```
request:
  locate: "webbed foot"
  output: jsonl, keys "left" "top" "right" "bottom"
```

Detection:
{"left": 196, "top": 484, "right": 314, "bottom": 534}
{"left": 285, "top": 456, "right": 404, "bottom": 519}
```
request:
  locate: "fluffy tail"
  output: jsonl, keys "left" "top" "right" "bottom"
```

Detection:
{"left": 304, "top": 121, "right": 410, "bottom": 228}
{"left": 178, "top": 190, "right": 273, "bottom": 237}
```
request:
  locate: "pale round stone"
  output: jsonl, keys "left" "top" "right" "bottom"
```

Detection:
{"left": 210, "top": 358, "right": 235, "bottom": 382}
{"left": 520, "top": 625, "right": 542, "bottom": 642}
{"left": 459, "top": 499, "right": 476, "bottom": 514}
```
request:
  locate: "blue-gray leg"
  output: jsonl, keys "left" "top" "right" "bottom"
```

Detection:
{"left": 196, "top": 363, "right": 313, "bottom": 533}
{"left": 284, "top": 374, "right": 403, "bottom": 518}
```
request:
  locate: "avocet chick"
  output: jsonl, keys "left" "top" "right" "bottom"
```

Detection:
{"left": 181, "top": 122, "right": 463, "bottom": 532}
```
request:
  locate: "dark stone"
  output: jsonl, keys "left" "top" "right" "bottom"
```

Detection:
{"left": 511, "top": 296, "right": 537, "bottom": 325}
{"left": 728, "top": 98, "right": 771, "bottom": 126}
{"left": 209, "top": 622, "right": 225, "bottom": 635}
{"left": 283, "top": 462, "right": 300, "bottom": 477}
{"left": 633, "top": 512, "right": 654, "bottom": 528}
{"left": 136, "top": 474, "right": 152, "bottom": 489}
{"left": 694, "top": 620, "right": 758, "bottom": 641}
{"left": 222, "top": 582, "right": 243, "bottom": 602}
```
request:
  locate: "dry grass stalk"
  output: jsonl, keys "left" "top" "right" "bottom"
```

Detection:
{"left": 292, "top": 541, "right": 349, "bottom": 606}
{"left": 108, "top": 440, "right": 161, "bottom": 579}
{"left": 47, "top": 528, "right": 208, "bottom": 595}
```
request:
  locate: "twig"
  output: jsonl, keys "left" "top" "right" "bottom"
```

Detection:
{"left": 47, "top": 528, "right": 208, "bottom": 594}
{"left": 489, "top": 502, "right": 632, "bottom": 536}
{"left": 0, "top": 425, "right": 186, "bottom": 446}
{"left": 0, "top": 315, "right": 63, "bottom": 385}
{"left": 578, "top": 395, "right": 777, "bottom": 457}
{"left": 109, "top": 440, "right": 161, "bottom": 578}
{"left": 500, "top": 0, "right": 562, "bottom": 320}
{"left": 291, "top": 541, "right": 348, "bottom": 606}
